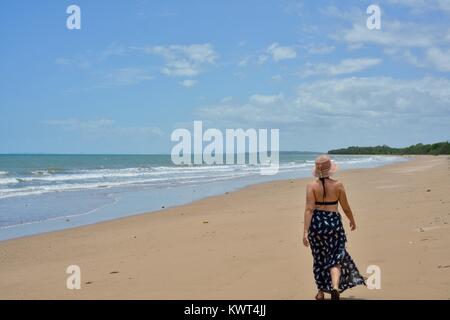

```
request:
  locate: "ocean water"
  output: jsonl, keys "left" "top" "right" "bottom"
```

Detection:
{"left": 0, "top": 153, "right": 406, "bottom": 240}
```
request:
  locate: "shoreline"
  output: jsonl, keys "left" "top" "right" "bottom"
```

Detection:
{"left": 0, "top": 155, "right": 407, "bottom": 242}
{"left": 0, "top": 155, "right": 449, "bottom": 299}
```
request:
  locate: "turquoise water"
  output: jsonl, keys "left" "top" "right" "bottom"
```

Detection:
{"left": 0, "top": 153, "right": 406, "bottom": 240}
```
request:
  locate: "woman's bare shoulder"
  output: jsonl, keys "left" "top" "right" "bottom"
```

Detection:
{"left": 307, "top": 180, "right": 319, "bottom": 189}
{"left": 333, "top": 180, "right": 345, "bottom": 190}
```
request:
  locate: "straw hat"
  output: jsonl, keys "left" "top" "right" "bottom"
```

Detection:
{"left": 312, "top": 155, "right": 338, "bottom": 178}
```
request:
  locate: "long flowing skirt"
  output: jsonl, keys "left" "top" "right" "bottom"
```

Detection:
{"left": 308, "top": 209, "right": 366, "bottom": 293}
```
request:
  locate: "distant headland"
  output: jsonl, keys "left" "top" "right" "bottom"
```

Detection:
{"left": 328, "top": 141, "right": 450, "bottom": 155}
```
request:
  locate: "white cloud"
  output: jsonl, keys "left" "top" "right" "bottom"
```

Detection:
{"left": 446, "top": 29, "right": 450, "bottom": 43}
{"left": 292, "top": 77, "right": 450, "bottom": 120}
{"left": 220, "top": 96, "right": 233, "bottom": 103}
{"left": 320, "top": 5, "right": 363, "bottom": 22}
{"left": 438, "top": 0, "right": 450, "bottom": 13}
{"left": 162, "top": 60, "right": 198, "bottom": 77}
{"left": 301, "top": 58, "right": 382, "bottom": 77}
{"left": 272, "top": 74, "right": 283, "bottom": 81}
{"left": 386, "top": 0, "right": 450, "bottom": 14}
{"left": 281, "top": 0, "right": 305, "bottom": 16}
{"left": 99, "top": 44, "right": 133, "bottom": 60}
{"left": 195, "top": 77, "right": 450, "bottom": 129}
{"left": 180, "top": 79, "right": 198, "bottom": 88}
{"left": 385, "top": 47, "right": 450, "bottom": 72}
{"left": 266, "top": 43, "right": 297, "bottom": 62}
{"left": 257, "top": 54, "right": 269, "bottom": 64}
{"left": 330, "top": 10, "right": 450, "bottom": 72}
{"left": 335, "top": 21, "right": 438, "bottom": 49}
{"left": 249, "top": 94, "right": 284, "bottom": 105}
{"left": 195, "top": 93, "right": 291, "bottom": 125}
{"left": 401, "top": 50, "right": 426, "bottom": 68}
{"left": 426, "top": 47, "right": 450, "bottom": 72}
{"left": 44, "top": 118, "right": 115, "bottom": 130}
{"left": 238, "top": 56, "right": 250, "bottom": 67}
{"left": 325, "top": 4, "right": 445, "bottom": 51}
{"left": 56, "top": 44, "right": 135, "bottom": 70}
{"left": 238, "top": 43, "right": 297, "bottom": 67}
{"left": 147, "top": 43, "right": 218, "bottom": 77}
{"left": 306, "top": 44, "right": 335, "bottom": 55}
{"left": 148, "top": 44, "right": 217, "bottom": 63}
{"left": 97, "top": 68, "right": 154, "bottom": 87}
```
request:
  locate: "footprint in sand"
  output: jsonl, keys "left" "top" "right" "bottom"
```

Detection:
{"left": 414, "top": 225, "right": 449, "bottom": 232}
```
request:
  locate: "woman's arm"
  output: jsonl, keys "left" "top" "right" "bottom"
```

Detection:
{"left": 338, "top": 183, "right": 356, "bottom": 231}
{"left": 303, "top": 183, "right": 315, "bottom": 246}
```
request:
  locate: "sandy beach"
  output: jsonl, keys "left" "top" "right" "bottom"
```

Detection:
{"left": 0, "top": 155, "right": 449, "bottom": 300}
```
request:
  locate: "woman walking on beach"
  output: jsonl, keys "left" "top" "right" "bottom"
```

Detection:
{"left": 303, "top": 155, "right": 365, "bottom": 300}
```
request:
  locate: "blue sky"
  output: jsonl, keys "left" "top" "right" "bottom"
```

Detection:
{"left": 0, "top": 0, "right": 449, "bottom": 153}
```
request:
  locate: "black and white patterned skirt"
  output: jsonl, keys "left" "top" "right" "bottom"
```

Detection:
{"left": 308, "top": 209, "right": 366, "bottom": 293}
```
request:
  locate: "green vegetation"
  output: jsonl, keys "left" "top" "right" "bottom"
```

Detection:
{"left": 328, "top": 141, "right": 450, "bottom": 155}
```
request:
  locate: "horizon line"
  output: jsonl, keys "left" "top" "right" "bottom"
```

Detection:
{"left": 0, "top": 151, "right": 324, "bottom": 156}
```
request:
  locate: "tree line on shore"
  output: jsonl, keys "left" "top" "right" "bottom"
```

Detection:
{"left": 328, "top": 141, "right": 450, "bottom": 155}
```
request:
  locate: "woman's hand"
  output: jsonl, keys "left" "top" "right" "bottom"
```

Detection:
{"left": 349, "top": 220, "right": 356, "bottom": 231}
{"left": 302, "top": 232, "right": 309, "bottom": 247}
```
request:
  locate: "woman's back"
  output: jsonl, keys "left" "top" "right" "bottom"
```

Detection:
{"left": 311, "top": 178, "right": 342, "bottom": 211}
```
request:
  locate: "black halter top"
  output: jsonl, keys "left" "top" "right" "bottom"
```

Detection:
{"left": 315, "top": 177, "right": 339, "bottom": 206}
